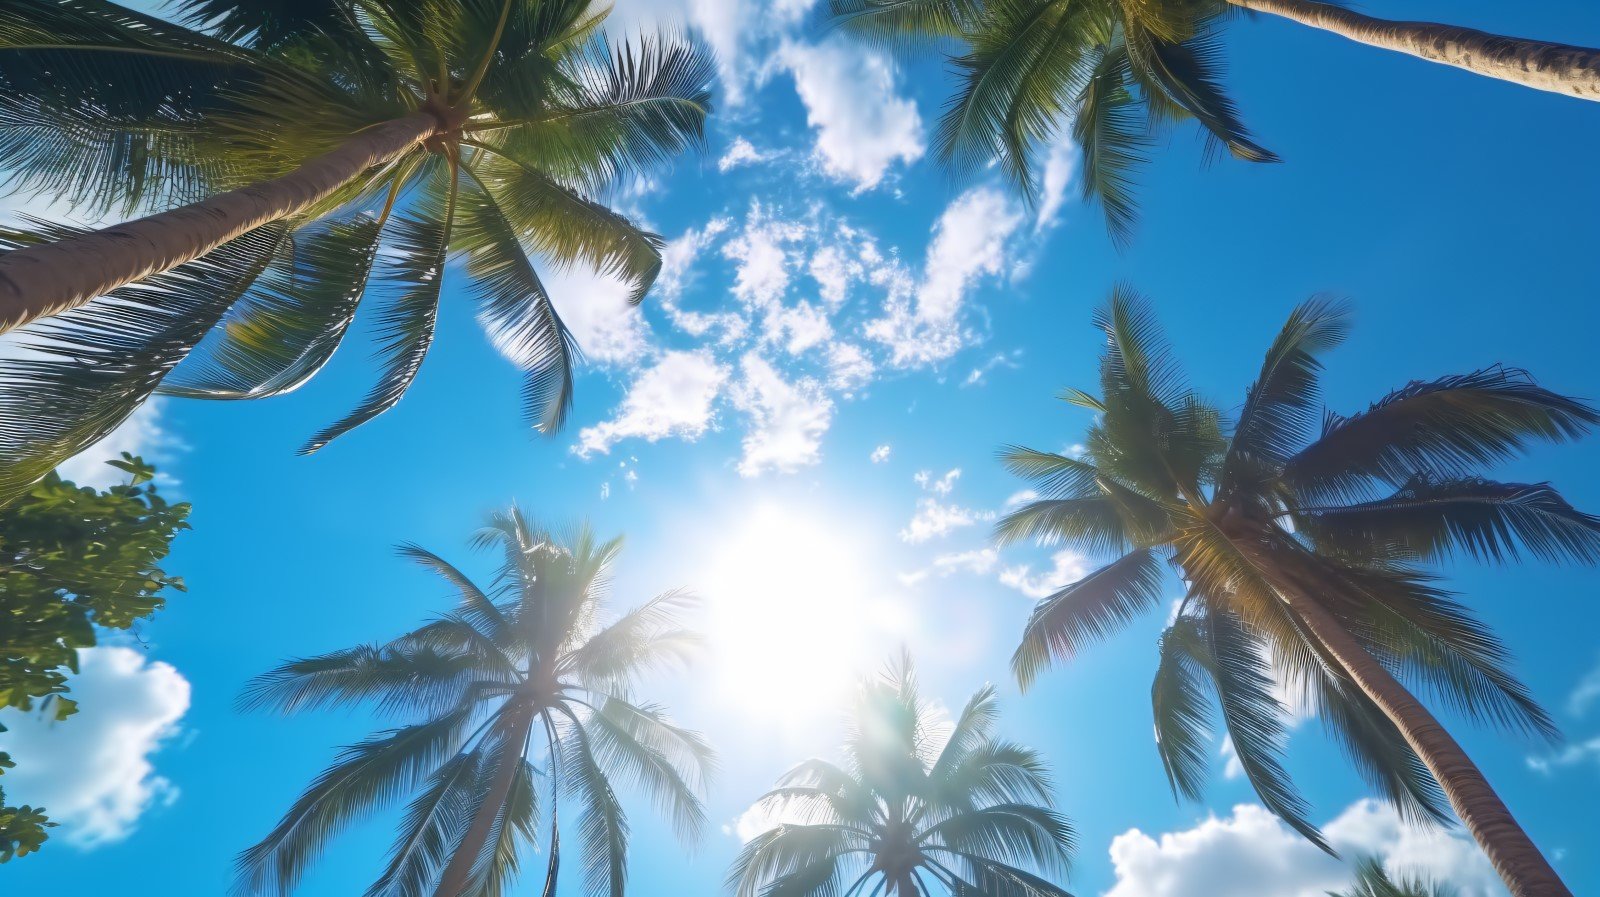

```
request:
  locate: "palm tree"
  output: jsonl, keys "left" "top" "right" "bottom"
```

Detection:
{"left": 728, "top": 654, "right": 1076, "bottom": 897}
{"left": 0, "top": 0, "right": 712, "bottom": 503}
{"left": 995, "top": 290, "right": 1599, "bottom": 897}
{"left": 236, "top": 509, "right": 713, "bottom": 897}
{"left": 829, "top": 0, "right": 1599, "bottom": 239}
{"left": 1332, "top": 857, "right": 1459, "bottom": 897}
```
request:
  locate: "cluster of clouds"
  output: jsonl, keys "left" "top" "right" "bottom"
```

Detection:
{"left": 1105, "top": 801, "right": 1505, "bottom": 897}
{"left": 559, "top": 186, "right": 1040, "bottom": 482}
{"left": 545, "top": 0, "right": 1087, "bottom": 488}
{"left": 1526, "top": 654, "right": 1600, "bottom": 774}
{"left": 0, "top": 647, "right": 191, "bottom": 848}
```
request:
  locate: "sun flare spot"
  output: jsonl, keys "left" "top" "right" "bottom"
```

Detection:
{"left": 700, "top": 503, "right": 908, "bottom": 733}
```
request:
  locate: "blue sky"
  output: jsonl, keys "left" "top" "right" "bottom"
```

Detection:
{"left": 3, "top": 2, "right": 1600, "bottom": 895}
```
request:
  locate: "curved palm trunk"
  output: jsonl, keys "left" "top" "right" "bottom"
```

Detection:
{"left": 1273, "top": 578, "right": 1570, "bottom": 897}
{"left": 433, "top": 703, "right": 537, "bottom": 897}
{"left": 1228, "top": 0, "right": 1600, "bottom": 101}
{"left": 0, "top": 111, "right": 439, "bottom": 334}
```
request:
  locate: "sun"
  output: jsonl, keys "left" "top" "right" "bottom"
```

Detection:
{"left": 698, "top": 502, "right": 909, "bottom": 734}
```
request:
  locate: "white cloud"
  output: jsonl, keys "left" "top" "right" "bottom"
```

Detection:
{"left": 0, "top": 647, "right": 190, "bottom": 848}
{"left": 1567, "top": 656, "right": 1600, "bottom": 717}
{"left": 825, "top": 342, "right": 875, "bottom": 392}
{"left": 55, "top": 400, "right": 176, "bottom": 490}
{"left": 900, "top": 498, "right": 980, "bottom": 544}
{"left": 603, "top": 0, "right": 815, "bottom": 106}
{"left": 963, "top": 349, "right": 1023, "bottom": 386}
{"left": 1036, "top": 139, "right": 1080, "bottom": 230}
{"left": 919, "top": 187, "right": 1024, "bottom": 322}
{"left": 575, "top": 350, "right": 729, "bottom": 457}
{"left": 998, "top": 549, "right": 1088, "bottom": 599}
{"left": 1105, "top": 801, "right": 1504, "bottom": 897}
{"left": 717, "top": 136, "right": 773, "bottom": 172}
{"left": 729, "top": 353, "right": 833, "bottom": 476}
{"left": 870, "top": 444, "right": 892, "bottom": 464}
{"left": 723, "top": 205, "right": 808, "bottom": 309}
{"left": 1004, "top": 489, "right": 1038, "bottom": 508}
{"left": 867, "top": 187, "right": 1024, "bottom": 366}
{"left": 809, "top": 244, "right": 860, "bottom": 309}
{"left": 764, "top": 300, "right": 833, "bottom": 355}
{"left": 1527, "top": 736, "right": 1600, "bottom": 775}
{"left": 779, "top": 37, "right": 924, "bottom": 192}
{"left": 914, "top": 468, "right": 961, "bottom": 496}
{"left": 932, "top": 548, "right": 999, "bottom": 576}
{"left": 537, "top": 262, "right": 651, "bottom": 367}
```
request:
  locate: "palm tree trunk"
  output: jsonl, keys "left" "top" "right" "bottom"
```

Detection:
{"left": 1272, "top": 575, "right": 1570, "bottom": 897}
{"left": 433, "top": 703, "right": 537, "bottom": 897}
{"left": 0, "top": 111, "right": 440, "bottom": 334}
{"left": 1228, "top": 0, "right": 1600, "bottom": 101}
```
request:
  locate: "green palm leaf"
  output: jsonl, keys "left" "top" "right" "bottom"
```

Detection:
{"left": 160, "top": 215, "right": 387, "bottom": 399}
{"left": 1295, "top": 477, "right": 1600, "bottom": 566}
{"left": 0, "top": 222, "right": 282, "bottom": 505}
{"left": 1012, "top": 548, "right": 1166, "bottom": 688}
{"left": 301, "top": 158, "right": 459, "bottom": 454}
{"left": 235, "top": 709, "right": 474, "bottom": 896}
{"left": 1283, "top": 367, "right": 1600, "bottom": 503}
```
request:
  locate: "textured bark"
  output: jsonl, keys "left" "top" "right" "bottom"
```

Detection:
{"left": 1229, "top": 0, "right": 1600, "bottom": 100}
{"left": 0, "top": 111, "right": 439, "bottom": 334}
{"left": 432, "top": 703, "right": 536, "bottom": 897}
{"left": 1270, "top": 571, "right": 1571, "bottom": 897}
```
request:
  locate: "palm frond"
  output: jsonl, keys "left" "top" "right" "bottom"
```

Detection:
{"left": 0, "top": 221, "right": 283, "bottom": 506}
{"left": 563, "top": 590, "right": 701, "bottom": 689}
{"left": 397, "top": 543, "right": 508, "bottom": 636}
{"left": 1223, "top": 297, "right": 1350, "bottom": 488}
{"left": 827, "top": 0, "right": 983, "bottom": 44}
{"left": 161, "top": 215, "right": 386, "bottom": 399}
{"left": 1071, "top": 40, "right": 1148, "bottom": 247}
{"left": 1012, "top": 548, "right": 1166, "bottom": 689}
{"left": 453, "top": 165, "right": 579, "bottom": 433}
{"left": 1150, "top": 612, "right": 1213, "bottom": 802}
{"left": 1294, "top": 477, "right": 1600, "bottom": 566}
{"left": 238, "top": 643, "right": 483, "bottom": 718}
{"left": 1282, "top": 367, "right": 1600, "bottom": 503}
{"left": 559, "top": 721, "right": 630, "bottom": 897}
{"left": 1121, "top": 20, "right": 1276, "bottom": 164}
{"left": 301, "top": 157, "right": 458, "bottom": 454}
{"left": 1331, "top": 856, "right": 1458, "bottom": 897}
{"left": 466, "top": 140, "right": 663, "bottom": 302}
{"left": 1205, "top": 610, "right": 1328, "bottom": 852}
{"left": 0, "top": 0, "right": 268, "bottom": 211}
{"left": 478, "top": 33, "right": 711, "bottom": 191}
{"left": 364, "top": 749, "right": 483, "bottom": 897}
{"left": 997, "top": 448, "right": 1102, "bottom": 498}
{"left": 464, "top": 756, "right": 540, "bottom": 897}
{"left": 234, "top": 709, "right": 473, "bottom": 896}
{"left": 575, "top": 698, "right": 709, "bottom": 844}
{"left": 728, "top": 824, "right": 863, "bottom": 897}
{"left": 919, "top": 803, "right": 1073, "bottom": 877}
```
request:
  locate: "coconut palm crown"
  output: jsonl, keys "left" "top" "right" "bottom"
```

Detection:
{"left": 0, "top": 0, "right": 712, "bottom": 503}
{"left": 236, "top": 510, "right": 713, "bottom": 897}
{"left": 996, "top": 288, "right": 1599, "bottom": 896}
{"left": 729, "top": 654, "right": 1076, "bottom": 897}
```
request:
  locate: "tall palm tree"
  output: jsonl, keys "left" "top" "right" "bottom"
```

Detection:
{"left": 995, "top": 289, "right": 1599, "bottom": 897}
{"left": 1332, "top": 857, "right": 1458, "bottom": 897}
{"left": 728, "top": 654, "right": 1076, "bottom": 897}
{"left": 237, "top": 509, "right": 713, "bottom": 897}
{"left": 829, "top": 0, "right": 1598, "bottom": 239}
{"left": 0, "top": 0, "right": 712, "bottom": 503}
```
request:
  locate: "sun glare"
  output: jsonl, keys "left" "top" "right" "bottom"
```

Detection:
{"left": 700, "top": 503, "right": 908, "bottom": 734}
